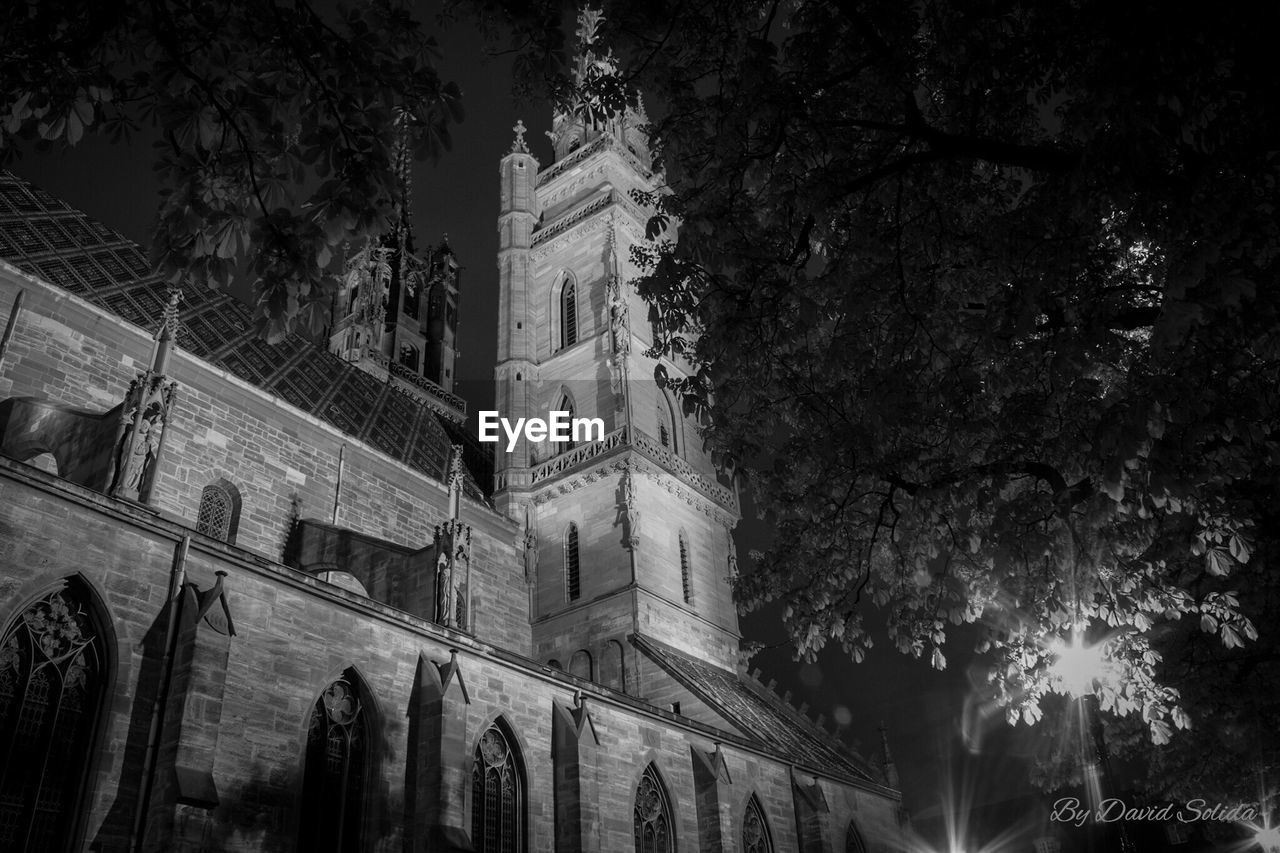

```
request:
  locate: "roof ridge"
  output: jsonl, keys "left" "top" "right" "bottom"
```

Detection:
{"left": 0, "top": 171, "right": 491, "bottom": 502}
{"left": 632, "top": 633, "right": 877, "bottom": 785}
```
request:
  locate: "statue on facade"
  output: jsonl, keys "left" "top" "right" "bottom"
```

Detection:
{"left": 608, "top": 276, "right": 629, "bottom": 356}
{"left": 434, "top": 445, "right": 471, "bottom": 629}
{"left": 622, "top": 467, "right": 640, "bottom": 547}
{"left": 434, "top": 528, "right": 454, "bottom": 626}
{"left": 606, "top": 226, "right": 630, "bottom": 357}
{"left": 115, "top": 402, "right": 163, "bottom": 495}
{"left": 110, "top": 371, "right": 177, "bottom": 503}
{"left": 522, "top": 506, "right": 538, "bottom": 582}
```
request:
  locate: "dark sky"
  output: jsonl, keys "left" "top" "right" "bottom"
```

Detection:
{"left": 6, "top": 10, "right": 1044, "bottom": 829}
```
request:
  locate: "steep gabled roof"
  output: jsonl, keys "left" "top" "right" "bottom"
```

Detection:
{"left": 633, "top": 633, "right": 882, "bottom": 785}
{"left": 0, "top": 171, "right": 489, "bottom": 502}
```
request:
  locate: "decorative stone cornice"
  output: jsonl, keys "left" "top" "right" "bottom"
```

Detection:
{"left": 530, "top": 198, "right": 646, "bottom": 263}
{"left": 529, "top": 451, "right": 738, "bottom": 527}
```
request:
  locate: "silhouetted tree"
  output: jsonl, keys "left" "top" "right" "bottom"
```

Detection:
{"left": 1, "top": 0, "right": 462, "bottom": 341}
{"left": 463, "top": 0, "right": 1280, "bottom": 788}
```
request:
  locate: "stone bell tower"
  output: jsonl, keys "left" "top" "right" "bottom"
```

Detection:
{"left": 328, "top": 125, "right": 466, "bottom": 422}
{"left": 494, "top": 9, "right": 742, "bottom": 687}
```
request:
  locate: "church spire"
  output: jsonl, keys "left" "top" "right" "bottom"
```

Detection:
{"left": 879, "top": 721, "right": 900, "bottom": 789}
{"left": 546, "top": 6, "right": 651, "bottom": 167}
{"left": 326, "top": 110, "right": 465, "bottom": 416}
{"left": 511, "top": 119, "right": 530, "bottom": 154}
{"left": 392, "top": 109, "right": 415, "bottom": 241}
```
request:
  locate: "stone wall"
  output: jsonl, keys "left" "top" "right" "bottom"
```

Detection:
{"left": 0, "top": 264, "right": 531, "bottom": 654}
{"left": 0, "top": 457, "right": 903, "bottom": 853}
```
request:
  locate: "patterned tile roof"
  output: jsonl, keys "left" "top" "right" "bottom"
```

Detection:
{"left": 633, "top": 633, "right": 880, "bottom": 784}
{"left": 0, "top": 171, "right": 489, "bottom": 502}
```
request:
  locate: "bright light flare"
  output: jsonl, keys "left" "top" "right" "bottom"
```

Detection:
{"left": 1048, "top": 632, "right": 1115, "bottom": 697}
{"left": 1254, "top": 824, "right": 1280, "bottom": 852}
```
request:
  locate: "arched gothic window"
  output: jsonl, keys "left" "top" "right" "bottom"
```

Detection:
{"left": 568, "top": 649, "right": 592, "bottom": 681}
{"left": 472, "top": 721, "right": 524, "bottom": 853}
{"left": 846, "top": 821, "right": 868, "bottom": 853}
{"left": 0, "top": 581, "right": 107, "bottom": 852}
{"left": 299, "top": 672, "right": 368, "bottom": 853}
{"left": 554, "top": 393, "right": 576, "bottom": 455}
{"left": 558, "top": 275, "right": 578, "bottom": 351}
{"left": 400, "top": 343, "right": 420, "bottom": 374}
{"left": 196, "top": 479, "right": 241, "bottom": 543}
{"left": 678, "top": 532, "right": 692, "bottom": 604}
{"left": 565, "top": 523, "right": 581, "bottom": 602}
{"left": 743, "top": 795, "right": 773, "bottom": 853}
{"left": 657, "top": 393, "right": 677, "bottom": 454}
{"left": 633, "top": 764, "right": 675, "bottom": 853}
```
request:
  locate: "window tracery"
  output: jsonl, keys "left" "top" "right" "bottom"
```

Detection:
{"left": 472, "top": 723, "right": 523, "bottom": 853}
{"left": 743, "top": 795, "right": 773, "bottom": 853}
{"left": 196, "top": 480, "right": 240, "bottom": 543}
{"left": 0, "top": 583, "right": 106, "bottom": 853}
{"left": 299, "top": 673, "right": 367, "bottom": 853}
{"left": 633, "top": 764, "right": 674, "bottom": 853}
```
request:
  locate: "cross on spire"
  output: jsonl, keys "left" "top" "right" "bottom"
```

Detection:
{"left": 511, "top": 119, "right": 529, "bottom": 154}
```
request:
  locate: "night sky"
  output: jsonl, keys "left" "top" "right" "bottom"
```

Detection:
{"left": 6, "top": 12, "right": 1045, "bottom": 828}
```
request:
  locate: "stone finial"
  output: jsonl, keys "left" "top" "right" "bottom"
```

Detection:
{"left": 879, "top": 721, "right": 901, "bottom": 789}
{"left": 448, "top": 444, "right": 465, "bottom": 492}
{"left": 151, "top": 288, "right": 183, "bottom": 375}
{"left": 511, "top": 120, "right": 530, "bottom": 154}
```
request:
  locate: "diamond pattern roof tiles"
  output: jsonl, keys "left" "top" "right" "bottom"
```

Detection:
{"left": 0, "top": 171, "right": 488, "bottom": 500}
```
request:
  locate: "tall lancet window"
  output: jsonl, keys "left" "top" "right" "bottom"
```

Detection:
{"left": 299, "top": 672, "right": 368, "bottom": 853}
{"left": 565, "top": 523, "right": 581, "bottom": 602}
{"left": 633, "top": 764, "right": 675, "bottom": 853}
{"left": 743, "top": 795, "right": 773, "bottom": 853}
{"left": 846, "top": 821, "right": 869, "bottom": 853}
{"left": 0, "top": 581, "right": 107, "bottom": 853}
{"left": 472, "top": 721, "right": 524, "bottom": 853}
{"left": 657, "top": 396, "right": 675, "bottom": 452}
{"left": 559, "top": 275, "right": 578, "bottom": 351}
{"left": 553, "top": 393, "right": 576, "bottom": 454}
{"left": 678, "top": 532, "right": 692, "bottom": 604}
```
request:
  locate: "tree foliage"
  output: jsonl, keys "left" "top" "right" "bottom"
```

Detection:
{"left": 1, "top": 0, "right": 462, "bottom": 341}
{"left": 468, "top": 0, "right": 1280, "bottom": 780}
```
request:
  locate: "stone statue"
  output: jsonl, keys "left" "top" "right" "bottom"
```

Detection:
{"left": 522, "top": 522, "right": 538, "bottom": 580}
{"left": 623, "top": 468, "right": 640, "bottom": 546}
{"left": 433, "top": 518, "right": 472, "bottom": 629}
{"left": 112, "top": 396, "right": 167, "bottom": 501}
{"left": 435, "top": 525, "right": 454, "bottom": 626}
{"left": 609, "top": 279, "right": 630, "bottom": 355}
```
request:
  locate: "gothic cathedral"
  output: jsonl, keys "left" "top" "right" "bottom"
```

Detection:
{"left": 0, "top": 14, "right": 907, "bottom": 852}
